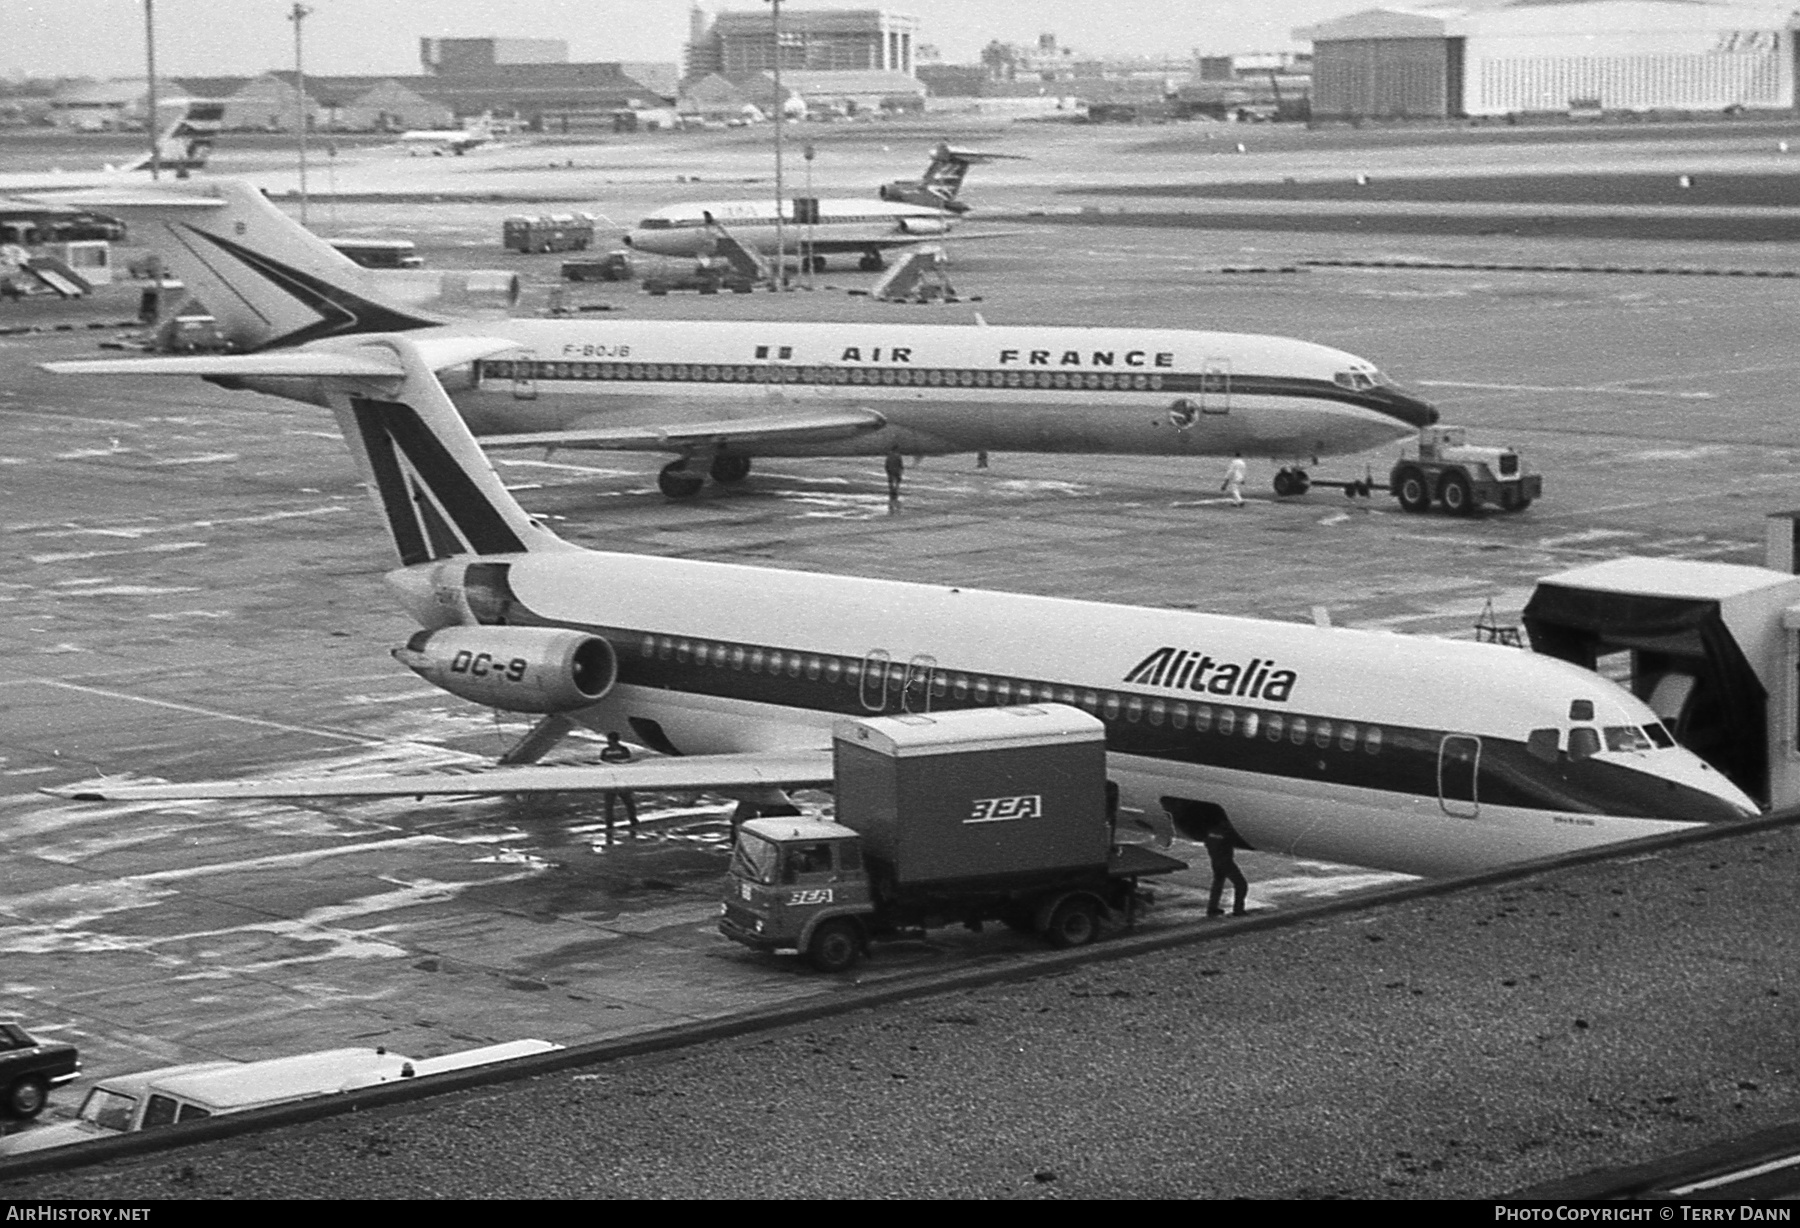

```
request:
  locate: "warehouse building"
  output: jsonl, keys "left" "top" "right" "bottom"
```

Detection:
{"left": 1297, "top": 1, "right": 1800, "bottom": 120}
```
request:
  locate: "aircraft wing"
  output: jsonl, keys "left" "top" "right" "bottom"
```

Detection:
{"left": 42, "top": 335, "right": 522, "bottom": 380}
{"left": 481, "top": 408, "right": 886, "bottom": 452}
{"left": 48, "top": 749, "right": 835, "bottom": 803}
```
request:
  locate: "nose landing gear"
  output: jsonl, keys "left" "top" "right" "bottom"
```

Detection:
{"left": 1271, "top": 467, "right": 1311, "bottom": 497}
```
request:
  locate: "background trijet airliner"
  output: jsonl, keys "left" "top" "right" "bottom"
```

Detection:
{"left": 40, "top": 179, "right": 1437, "bottom": 500}
{"left": 626, "top": 142, "right": 1025, "bottom": 270}
{"left": 49, "top": 335, "right": 1759, "bottom": 879}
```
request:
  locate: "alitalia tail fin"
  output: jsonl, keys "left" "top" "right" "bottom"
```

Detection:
{"left": 329, "top": 336, "right": 574, "bottom": 566}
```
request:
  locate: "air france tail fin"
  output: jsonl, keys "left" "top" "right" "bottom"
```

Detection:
{"left": 117, "top": 98, "right": 227, "bottom": 175}
{"left": 56, "top": 178, "right": 441, "bottom": 351}
{"left": 330, "top": 336, "right": 574, "bottom": 566}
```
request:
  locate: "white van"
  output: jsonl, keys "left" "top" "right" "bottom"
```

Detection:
{"left": 1, "top": 1040, "right": 560, "bottom": 1155}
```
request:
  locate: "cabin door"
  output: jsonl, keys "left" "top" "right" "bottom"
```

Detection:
{"left": 859, "top": 649, "right": 892, "bottom": 713}
{"left": 510, "top": 350, "right": 537, "bottom": 401}
{"left": 1437, "top": 735, "right": 1480, "bottom": 818}
{"left": 1199, "top": 358, "right": 1232, "bottom": 416}
{"left": 901, "top": 654, "right": 936, "bottom": 713}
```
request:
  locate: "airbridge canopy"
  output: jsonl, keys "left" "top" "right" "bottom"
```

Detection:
{"left": 1524, "top": 558, "right": 1800, "bottom": 808}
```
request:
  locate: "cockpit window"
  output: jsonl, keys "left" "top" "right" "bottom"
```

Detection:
{"left": 1567, "top": 727, "right": 1601, "bottom": 760}
{"left": 1332, "top": 365, "right": 1391, "bottom": 392}
{"left": 1604, "top": 726, "right": 1656, "bottom": 753}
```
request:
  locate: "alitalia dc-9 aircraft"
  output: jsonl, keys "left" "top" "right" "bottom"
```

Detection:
{"left": 49, "top": 335, "right": 1759, "bottom": 878}
{"left": 40, "top": 179, "right": 1435, "bottom": 499}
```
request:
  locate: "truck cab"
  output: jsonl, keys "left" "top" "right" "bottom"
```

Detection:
{"left": 721, "top": 817, "right": 874, "bottom": 970}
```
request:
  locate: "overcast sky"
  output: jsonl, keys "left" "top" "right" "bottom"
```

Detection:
{"left": 4, "top": 1, "right": 1360, "bottom": 80}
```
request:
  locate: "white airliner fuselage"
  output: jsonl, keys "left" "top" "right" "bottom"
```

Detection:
{"left": 623, "top": 197, "right": 957, "bottom": 267}
{"left": 446, "top": 317, "right": 1435, "bottom": 458}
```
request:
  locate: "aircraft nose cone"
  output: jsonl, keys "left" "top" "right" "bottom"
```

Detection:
{"left": 1375, "top": 387, "right": 1438, "bottom": 429}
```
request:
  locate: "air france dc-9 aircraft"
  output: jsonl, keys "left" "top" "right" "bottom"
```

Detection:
{"left": 48, "top": 335, "right": 1759, "bottom": 878}
{"left": 38, "top": 179, "right": 1436, "bottom": 499}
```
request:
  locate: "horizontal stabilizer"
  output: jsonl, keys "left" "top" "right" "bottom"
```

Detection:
{"left": 937, "top": 146, "right": 1031, "bottom": 163}
{"left": 482, "top": 408, "right": 886, "bottom": 452}
{"left": 17, "top": 187, "right": 225, "bottom": 209}
{"left": 48, "top": 749, "right": 835, "bottom": 803}
{"left": 43, "top": 335, "right": 518, "bottom": 381}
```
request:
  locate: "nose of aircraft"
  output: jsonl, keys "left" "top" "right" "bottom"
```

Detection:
{"left": 1372, "top": 385, "right": 1439, "bottom": 429}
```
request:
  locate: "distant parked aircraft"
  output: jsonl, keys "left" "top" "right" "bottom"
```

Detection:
{"left": 625, "top": 142, "right": 1023, "bottom": 271}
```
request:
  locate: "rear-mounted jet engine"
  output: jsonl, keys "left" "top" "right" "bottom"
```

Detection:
{"left": 392, "top": 626, "right": 616, "bottom": 713}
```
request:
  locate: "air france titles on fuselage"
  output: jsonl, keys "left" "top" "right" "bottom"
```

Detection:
{"left": 553, "top": 342, "right": 1181, "bottom": 370}
{"left": 1123, "top": 646, "right": 1299, "bottom": 703}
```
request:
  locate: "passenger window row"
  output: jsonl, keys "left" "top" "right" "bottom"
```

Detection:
{"left": 482, "top": 360, "right": 1170, "bottom": 392}
{"left": 633, "top": 634, "right": 1384, "bottom": 754}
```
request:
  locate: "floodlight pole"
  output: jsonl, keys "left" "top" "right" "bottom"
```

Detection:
{"left": 289, "top": 2, "right": 312, "bottom": 227}
{"left": 143, "top": 0, "right": 159, "bottom": 179}
{"left": 768, "top": 0, "right": 785, "bottom": 290}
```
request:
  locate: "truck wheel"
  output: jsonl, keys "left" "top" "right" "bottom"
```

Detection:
{"left": 806, "top": 919, "right": 862, "bottom": 973}
{"left": 4, "top": 1076, "right": 48, "bottom": 1120}
{"left": 1395, "top": 467, "right": 1431, "bottom": 513}
{"left": 1045, "top": 897, "right": 1101, "bottom": 949}
{"left": 1438, "top": 470, "right": 1475, "bottom": 516}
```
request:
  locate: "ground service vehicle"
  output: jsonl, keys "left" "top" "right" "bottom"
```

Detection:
{"left": 0, "top": 1040, "right": 558, "bottom": 1154}
{"left": 502, "top": 213, "right": 595, "bottom": 254}
{"left": 1389, "top": 425, "right": 1540, "bottom": 514}
{"left": 0, "top": 1023, "right": 80, "bottom": 1120}
{"left": 720, "top": 705, "right": 1186, "bottom": 973}
{"left": 329, "top": 238, "right": 424, "bottom": 269}
{"left": 562, "top": 251, "right": 635, "bottom": 282}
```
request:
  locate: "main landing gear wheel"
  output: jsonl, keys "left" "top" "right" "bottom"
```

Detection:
{"left": 806, "top": 919, "right": 863, "bottom": 973}
{"left": 859, "top": 252, "right": 885, "bottom": 272}
{"left": 805, "top": 255, "right": 828, "bottom": 273}
{"left": 1045, "top": 896, "right": 1101, "bottom": 949}
{"left": 657, "top": 461, "right": 705, "bottom": 499}
{"left": 1272, "top": 468, "right": 1311, "bottom": 497}
{"left": 1438, "top": 470, "right": 1474, "bottom": 516}
{"left": 710, "top": 454, "right": 752, "bottom": 484}
{"left": 1394, "top": 466, "right": 1431, "bottom": 514}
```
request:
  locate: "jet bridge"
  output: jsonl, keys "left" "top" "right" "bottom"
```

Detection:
{"left": 1523, "top": 553, "right": 1800, "bottom": 809}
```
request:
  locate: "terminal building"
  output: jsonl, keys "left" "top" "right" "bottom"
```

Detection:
{"left": 1297, "top": 1, "right": 1800, "bottom": 120}
{"left": 685, "top": 5, "right": 921, "bottom": 77}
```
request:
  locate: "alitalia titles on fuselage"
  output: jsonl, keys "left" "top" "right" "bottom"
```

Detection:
{"left": 1123, "top": 646, "right": 1298, "bottom": 703}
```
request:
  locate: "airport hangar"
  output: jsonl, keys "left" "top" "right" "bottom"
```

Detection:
{"left": 1298, "top": 0, "right": 1800, "bottom": 121}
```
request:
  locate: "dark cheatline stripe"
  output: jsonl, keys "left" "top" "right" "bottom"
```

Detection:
{"left": 478, "top": 360, "right": 1438, "bottom": 429}
{"left": 352, "top": 397, "right": 525, "bottom": 560}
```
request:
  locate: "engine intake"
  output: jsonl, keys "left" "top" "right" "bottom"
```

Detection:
{"left": 896, "top": 215, "right": 951, "bottom": 235}
{"left": 394, "top": 626, "right": 615, "bottom": 714}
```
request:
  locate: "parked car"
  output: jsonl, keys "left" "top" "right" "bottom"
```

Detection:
{"left": 0, "top": 1022, "right": 81, "bottom": 1120}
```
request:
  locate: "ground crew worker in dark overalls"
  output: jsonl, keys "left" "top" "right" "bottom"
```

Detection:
{"left": 600, "top": 731, "right": 637, "bottom": 843}
{"left": 885, "top": 445, "right": 905, "bottom": 508}
{"left": 1202, "top": 817, "right": 1248, "bottom": 917}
